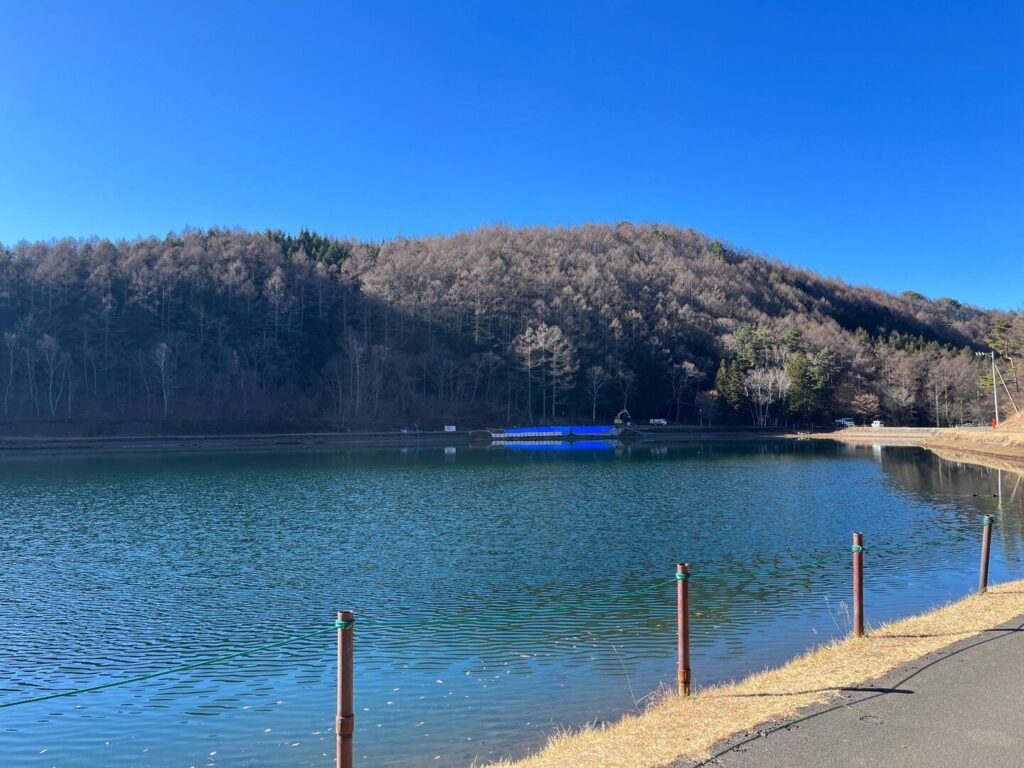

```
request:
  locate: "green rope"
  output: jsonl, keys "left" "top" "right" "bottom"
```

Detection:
{"left": 0, "top": 622, "right": 338, "bottom": 711}
{"left": 0, "top": 525, "right": 988, "bottom": 711}
{"left": 983, "top": 518, "right": 993, "bottom": 527}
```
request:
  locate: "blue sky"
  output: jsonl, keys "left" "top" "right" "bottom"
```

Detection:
{"left": 1, "top": 1, "right": 1021, "bottom": 308}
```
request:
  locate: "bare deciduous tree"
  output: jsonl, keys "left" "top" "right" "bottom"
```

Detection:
{"left": 743, "top": 367, "right": 789, "bottom": 427}
{"left": 586, "top": 365, "right": 609, "bottom": 420}
{"left": 3, "top": 331, "right": 15, "bottom": 417}
{"left": 37, "top": 334, "right": 68, "bottom": 417}
{"left": 153, "top": 341, "right": 171, "bottom": 419}
{"left": 0, "top": 225, "right": 1007, "bottom": 432}
{"left": 850, "top": 392, "right": 881, "bottom": 424}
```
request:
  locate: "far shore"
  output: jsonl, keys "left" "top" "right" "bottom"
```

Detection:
{"left": 0, "top": 430, "right": 474, "bottom": 456}
{"left": 0, "top": 426, "right": 793, "bottom": 457}
{"left": 1, "top": 425, "right": 1021, "bottom": 479}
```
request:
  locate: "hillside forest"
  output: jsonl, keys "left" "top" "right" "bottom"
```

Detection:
{"left": 0, "top": 224, "right": 1019, "bottom": 435}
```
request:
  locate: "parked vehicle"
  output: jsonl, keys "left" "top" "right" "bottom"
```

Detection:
{"left": 833, "top": 418, "right": 855, "bottom": 427}
{"left": 649, "top": 418, "right": 668, "bottom": 426}
{"left": 871, "top": 420, "right": 884, "bottom": 428}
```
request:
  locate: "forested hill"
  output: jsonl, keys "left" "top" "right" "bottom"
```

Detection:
{"left": 0, "top": 224, "right": 1018, "bottom": 435}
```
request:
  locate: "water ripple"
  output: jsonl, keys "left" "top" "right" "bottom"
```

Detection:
{"left": 0, "top": 443, "right": 1021, "bottom": 766}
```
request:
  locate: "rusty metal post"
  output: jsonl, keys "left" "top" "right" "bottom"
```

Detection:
{"left": 337, "top": 610, "right": 354, "bottom": 768}
{"left": 979, "top": 516, "right": 993, "bottom": 594}
{"left": 852, "top": 532, "right": 864, "bottom": 637}
{"left": 676, "top": 562, "right": 691, "bottom": 696}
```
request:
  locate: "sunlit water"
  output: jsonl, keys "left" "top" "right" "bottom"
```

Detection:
{"left": 1, "top": 441, "right": 1022, "bottom": 767}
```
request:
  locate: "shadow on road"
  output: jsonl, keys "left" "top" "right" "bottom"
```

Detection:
{"left": 690, "top": 618, "right": 1024, "bottom": 767}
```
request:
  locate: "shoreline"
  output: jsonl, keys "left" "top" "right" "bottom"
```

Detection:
{"left": 492, "top": 580, "right": 1024, "bottom": 767}
{"left": 2, "top": 426, "right": 1021, "bottom": 480}
{"left": 2, "top": 425, "right": 1022, "bottom": 474}
{"left": 0, "top": 427, "right": 791, "bottom": 456}
{"left": 0, "top": 430, "right": 474, "bottom": 456}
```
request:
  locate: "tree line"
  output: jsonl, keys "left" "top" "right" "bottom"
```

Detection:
{"left": 0, "top": 224, "right": 1018, "bottom": 434}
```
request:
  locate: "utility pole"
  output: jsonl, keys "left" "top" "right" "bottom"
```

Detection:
{"left": 991, "top": 351, "right": 999, "bottom": 427}
{"left": 976, "top": 351, "right": 999, "bottom": 426}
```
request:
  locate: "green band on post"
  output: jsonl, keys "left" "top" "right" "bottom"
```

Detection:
{"left": 675, "top": 572, "right": 689, "bottom": 581}
{"left": 335, "top": 619, "right": 353, "bottom": 630}
{"left": 851, "top": 545, "right": 864, "bottom": 553}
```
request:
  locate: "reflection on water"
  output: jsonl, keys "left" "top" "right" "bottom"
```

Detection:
{"left": 489, "top": 439, "right": 618, "bottom": 450}
{"left": 0, "top": 442, "right": 1021, "bottom": 767}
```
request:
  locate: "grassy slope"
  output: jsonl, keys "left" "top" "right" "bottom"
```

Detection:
{"left": 491, "top": 580, "right": 1024, "bottom": 768}
{"left": 923, "top": 412, "right": 1024, "bottom": 470}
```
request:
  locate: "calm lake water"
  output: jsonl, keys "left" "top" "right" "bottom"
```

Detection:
{"left": 2, "top": 441, "right": 1023, "bottom": 767}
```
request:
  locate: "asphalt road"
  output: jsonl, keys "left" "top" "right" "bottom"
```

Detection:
{"left": 673, "top": 613, "right": 1024, "bottom": 768}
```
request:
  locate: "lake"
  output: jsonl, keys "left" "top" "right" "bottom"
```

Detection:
{"left": 1, "top": 441, "right": 1022, "bottom": 767}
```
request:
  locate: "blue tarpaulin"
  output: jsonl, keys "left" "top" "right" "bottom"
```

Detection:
{"left": 569, "top": 425, "right": 618, "bottom": 437}
{"left": 501, "top": 425, "right": 617, "bottom": 438}
{"left": 499, "top": 439, "right": 617, "bottom": 451}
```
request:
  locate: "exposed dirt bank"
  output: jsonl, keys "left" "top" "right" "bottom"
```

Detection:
{"left": 797, "top": 426, "right": 941, "bottom": 445}
{"left": 921, "top": 426, "right": 1024, "bottom": 473}
{"left": 799, "top": 425, "right": 1024, "bottom": 475}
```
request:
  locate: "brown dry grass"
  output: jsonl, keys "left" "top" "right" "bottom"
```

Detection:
{"left": 490, "top": 580, "right": 1024, "bottom": 768}
{"left": 923, "top": 424, "right": 1024, "bottom": 473}
{"left": 798, "top": 422, "right": 1024, "bottom": 473}
{"left": 1000, "top": 410, "right": 1024, "bottom": 430}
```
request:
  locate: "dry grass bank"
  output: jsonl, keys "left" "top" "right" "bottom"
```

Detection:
{"left": 796, "top": 426, "right": 939, "bottom": 445}
{"left": 1001, "top": 410, "right": 1024, "bottom": 430}
{"left": 922, "top": 417, "right": 1024, "bottom": 473}
{"left": 926, "top": 445, "right": 1024, "bottom": 476}
{"left": 800, "top": 419, "right": 1024, "bottom": 474}
{"left": 491, "top": 580, "right": 1024, "bottom": 768}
